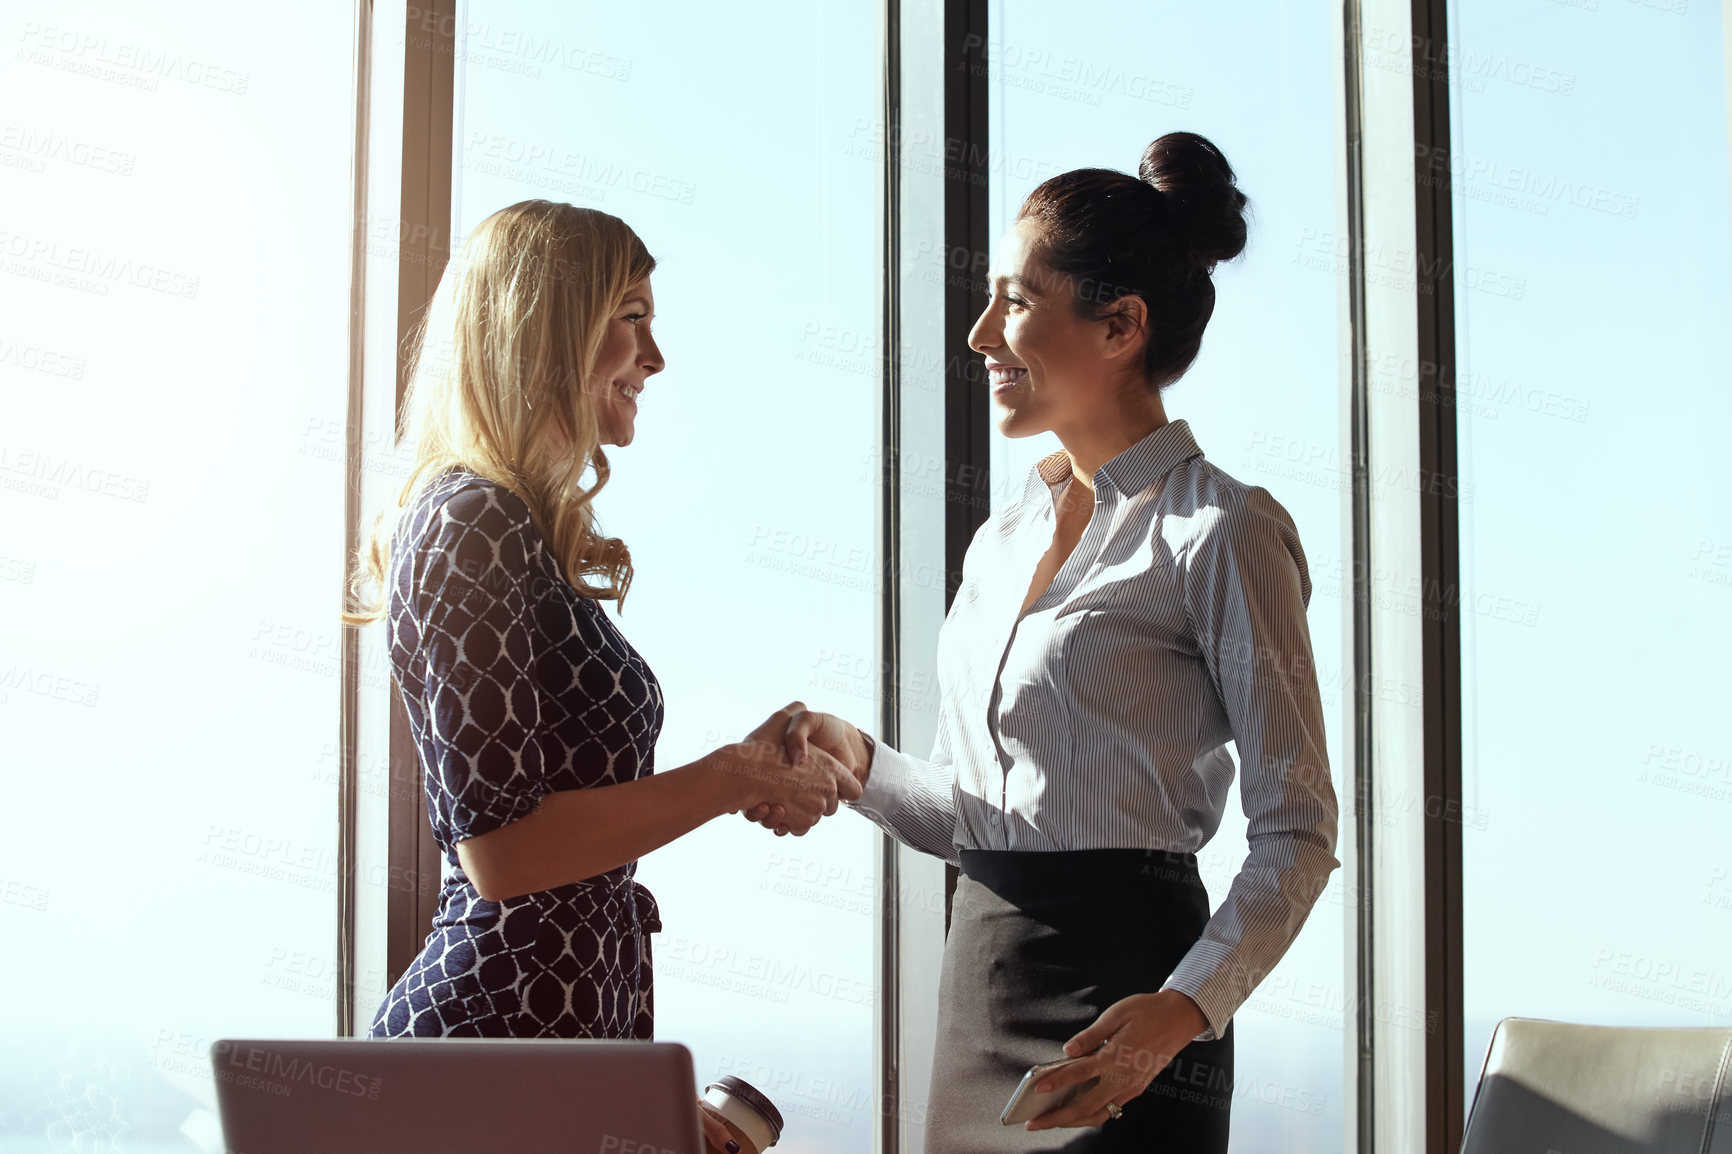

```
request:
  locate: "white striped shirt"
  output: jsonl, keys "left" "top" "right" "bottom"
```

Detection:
{"left": 851, "top": 418, "right": 1340, "bottom": 1040}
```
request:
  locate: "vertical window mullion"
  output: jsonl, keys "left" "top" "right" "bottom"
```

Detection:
{"left": 878, "top": 0, "right": 904, "bottom": 1149}
{"left": 338, "top": 0, "right": 378, "bottom": 1039}
{"left": 1350, "top": 0, "right": 1464, "bottom": 1149}
{"left": 1410, "top": 0, "right": 1465, "bottom": 1148}
{"left": 386, "top": 0, "right": 457, "bottom": 988}
{"left": 941, "top": 0, "right": 990, "bottom": 936}
{"left": 1341, "top": 0, "right": 1377, "bottom": 1148}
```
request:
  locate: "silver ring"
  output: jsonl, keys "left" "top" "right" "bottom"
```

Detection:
{"left": 1105, "top": 1101, "right": 1123, "bottom": 1120}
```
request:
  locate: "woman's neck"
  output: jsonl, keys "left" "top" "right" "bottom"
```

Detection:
{"left": 1055, "top": 396, "right": 1170, "bottom": 492}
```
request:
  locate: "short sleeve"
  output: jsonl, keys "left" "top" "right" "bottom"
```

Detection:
{"left": 414, "top": 485, "right": 554, "bottom": 843}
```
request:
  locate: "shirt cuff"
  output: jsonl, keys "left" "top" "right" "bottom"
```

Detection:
{"left": 849, "top": 730, "right": 911, "bottom": 823}
{"left": 1159, "top": 939, "right": 1240, "bottom": 1043}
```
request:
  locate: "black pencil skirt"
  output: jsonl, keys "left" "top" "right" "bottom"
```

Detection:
{"left": 924, "top": 848, "right": 1234, "bottom": 1153}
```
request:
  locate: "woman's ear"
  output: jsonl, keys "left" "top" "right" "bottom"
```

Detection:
{"left": 1099, "top": 295, "right": 1148, "bottom": 363}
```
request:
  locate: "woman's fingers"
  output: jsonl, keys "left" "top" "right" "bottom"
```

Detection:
{"left": 727, "top": 717, "right": 863, "bottom": 837}
{"left": 776, "top": 747, "right": 848, "bottom": 815}
{"left": 783, "top": 707, "right": 870, "bottom": 782}
{"left": 1034, "top": 1056, "right": 1105, "bottom": 1095}
{"left": 751, "top": 803, "right": 793, "bottom": 825}
{"left": 1026, "top": 1080, "right": 1127, "bottom": 1131}
{"left": 809, "top": 748, "right": 859, "bottom": 803}
{"left": 807, "top": 744, "right": 863, "bottom": 804}
{"left": 697, "top": 1101, "right": 736, "bottom": 1151}
{"left": 744, "top": 701, "right": 808, "bottom": 748}
{"left": 1026, "top": 995, "right": 1180, "bottom": 1129}
{"left": 1063, "top": 1005, "right": 1126, "bottom": 1059}
{"left": 1023, "top": 1066, "right": 1126, "bottom": 1130}
{"left": 783, "top": 708, "right": 817, "bottom": 768}
{"left": 1027, "top": 1099, "right": 1118, "bottom": 1131}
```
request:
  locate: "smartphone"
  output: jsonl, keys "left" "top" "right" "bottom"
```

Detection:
{"left": 1000, "top": 1055, "right": 1098, "bottom": 1126}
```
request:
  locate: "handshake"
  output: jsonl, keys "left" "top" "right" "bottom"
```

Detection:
{"left": 701, "top": 701, "right": 872, "bottom": 837}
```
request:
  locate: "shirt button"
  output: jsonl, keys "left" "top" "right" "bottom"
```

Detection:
{"left": 988, "top": 812, "right": 1000, "bottom": 825}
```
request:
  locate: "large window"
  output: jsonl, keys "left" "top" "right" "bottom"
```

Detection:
{"left": 0, "top": 2, "right": 357, "bottom": 1148}
{"left": 1448, "top": 0, "right": 1732, "bottom": 1091}
{"left": 451, "top": 4, "right": 886, "bottom": 1150}
{"left": 11, "top": 3, "right": 1726, "bottom": 1151}
{"left": 985, "top": 4, "right": 1351, "bottom": 1150}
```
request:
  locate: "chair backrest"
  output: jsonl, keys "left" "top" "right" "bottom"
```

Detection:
{"left": 1461, "top": 1017, "right": 1732, "bottom": 1154}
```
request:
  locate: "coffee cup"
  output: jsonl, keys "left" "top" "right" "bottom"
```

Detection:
{"left": 702, "top": 1075, "right": 783, "bottom": 1153}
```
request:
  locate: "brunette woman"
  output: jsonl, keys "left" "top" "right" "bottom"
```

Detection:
{"left": 766, "top": 133, "right": 1340, "bottom": 1151}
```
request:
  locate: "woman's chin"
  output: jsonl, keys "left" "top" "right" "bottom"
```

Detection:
{"left": 993, "top": 405, "right": 1038, "bottom": 438}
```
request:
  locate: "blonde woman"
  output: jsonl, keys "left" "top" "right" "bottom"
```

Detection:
{"left": 344, "top": 202, "right": 855, "bottom": 1110}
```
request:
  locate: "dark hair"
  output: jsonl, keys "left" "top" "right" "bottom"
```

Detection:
{"left": 1016, "top": 131, "right": 1249, "bottom": 390}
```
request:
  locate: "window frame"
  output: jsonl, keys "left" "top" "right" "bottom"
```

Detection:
{"left": 336, "top": 0, "right": 375, "bottom": 1040}
{"left": 1345, "top": 0, "right": 1465, "bottom": 1150}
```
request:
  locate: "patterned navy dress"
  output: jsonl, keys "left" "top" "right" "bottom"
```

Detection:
{"left": 369, "top": 467, "right": 666, "bottom": 1039}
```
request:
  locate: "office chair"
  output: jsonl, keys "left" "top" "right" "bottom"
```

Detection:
{"left": 1461, "top": 1017, "right": 1732, "bottom": 1154}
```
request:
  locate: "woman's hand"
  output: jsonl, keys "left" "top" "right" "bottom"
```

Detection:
{"left": 741, "top": 708, "right": 870, "bottom": 833}
{"left": 1023, "top": 989, "right": 1209, "bottom": 1130}
{"left": 698, "top": 1099, "right": 740, "bottom": 1152}
{"left": 707, "top": 702, "right": 862, "bottom": 835}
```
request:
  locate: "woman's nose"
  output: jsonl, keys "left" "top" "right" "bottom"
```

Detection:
{"left": 967, "top": 304, "right": 999, "bottom": 356}
{"left": 642, "top": 333, "right": 665, "bottom": 376}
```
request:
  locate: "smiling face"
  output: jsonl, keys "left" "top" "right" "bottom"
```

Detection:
{"left": 968, "top": 218, "right": 1152, "bottom": 443}
{"left": 591, "top": 276, "right": 664, "bottom": 448}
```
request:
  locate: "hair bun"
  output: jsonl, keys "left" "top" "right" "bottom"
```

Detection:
{"left": 1138, "top": 132, "right": 1248, "bottom": 271}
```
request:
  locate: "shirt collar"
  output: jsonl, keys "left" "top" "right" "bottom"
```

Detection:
{"left": 1033, "top": 418, "right": 1204, "bottom": 498}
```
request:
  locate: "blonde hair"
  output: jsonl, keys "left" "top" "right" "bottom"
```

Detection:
{"left": 343, "top": 200, "right": 655, "bottom": 627}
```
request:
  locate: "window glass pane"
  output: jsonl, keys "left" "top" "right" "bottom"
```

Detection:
{"left": 986, "top": 4, "right": 1349, "bottom": 1149}
{"left": 1448, "top": 0, "right": 1732, "bottom": 1091}
{"left": 0, "top": 1, "right": 355, "bottom": 1148}
{"left": 451, "top": 4, "right": 882, "bottom": 1149}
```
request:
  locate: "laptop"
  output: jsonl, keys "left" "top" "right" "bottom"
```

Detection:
{"left": 211, "top": 1037, "right": 703, "bottom": 1153}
